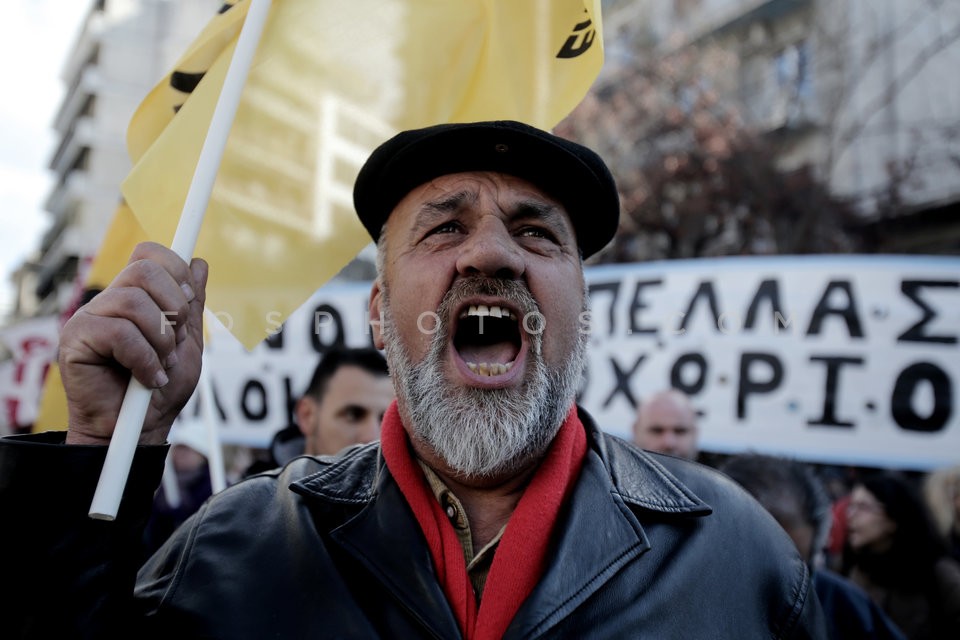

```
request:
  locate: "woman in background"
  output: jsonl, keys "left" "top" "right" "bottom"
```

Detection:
{"left": 845, "top": 471, "right": 960, "bottom": 640}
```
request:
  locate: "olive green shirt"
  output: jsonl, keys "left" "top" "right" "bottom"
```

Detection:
{"left": 419, "top": 461, "right": 506, "bottom": 602}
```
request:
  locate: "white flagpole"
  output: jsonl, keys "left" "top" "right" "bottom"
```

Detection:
{"left": 201, "top": 360, "right": 228, "bottom": 493}
{"left": 89, "top": 0, "right": 274, "bottom": 520}
{"left": 198, "top": 316, "right": 227, "bottom": 493}
{"left": 160, "top": 450, "right": 182, "bottom": 509}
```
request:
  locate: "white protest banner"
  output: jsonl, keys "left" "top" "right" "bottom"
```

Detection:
{"left": 0, "top": 316, "right": 60, "bottom": 431}
{"left": 176, "top": 282, "right": 378, "bottom": 448}
{"left": 581, "top": 255, "right": 959, "bottom": 471}
{"left": 183, "top": 255, "right": 959, "bottom": 471}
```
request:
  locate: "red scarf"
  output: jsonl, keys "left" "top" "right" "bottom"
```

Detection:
{"left": 380, "top": 401, "right": 587, "bottom": 640}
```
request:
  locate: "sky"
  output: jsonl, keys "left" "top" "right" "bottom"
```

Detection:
{"left": 0, "top": 2, "right": 89, "bottom": 323}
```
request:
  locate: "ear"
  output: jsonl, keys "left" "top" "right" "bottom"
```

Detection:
{"left": 295, "top": 396, "right": 317, "bottom": 437}
{"left": 369, "top": 281, "right": 385, "bottom": 349}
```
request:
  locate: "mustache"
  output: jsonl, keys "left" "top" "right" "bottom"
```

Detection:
{"left": 436, "top": 277, "right": 540, "bottom": 326}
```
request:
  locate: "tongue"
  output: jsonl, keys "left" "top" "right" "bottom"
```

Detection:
{"left": 458, "top": 342, "right": 518, "bottom": 365}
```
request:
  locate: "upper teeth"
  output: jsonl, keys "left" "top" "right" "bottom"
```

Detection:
{"left": 462, "top": 305, "right": 515, "bottom": 319}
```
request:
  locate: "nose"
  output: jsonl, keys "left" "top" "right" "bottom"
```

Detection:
{"left": 355, "top": 417, "right": 381, "bottom": 445}
{"left": 455, "top": 217, "right": 525, "bottom": 279}
{"left": 661, "top": 432, "right": 679, "bottom": 452}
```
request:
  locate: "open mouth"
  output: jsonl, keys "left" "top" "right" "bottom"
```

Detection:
{"left": 453, "top": 303, "right": 523, "bottom": 377}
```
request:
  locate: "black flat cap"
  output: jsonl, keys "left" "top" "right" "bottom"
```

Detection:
{"left": 352, "top": 120, "right": 620, "bottom": 259}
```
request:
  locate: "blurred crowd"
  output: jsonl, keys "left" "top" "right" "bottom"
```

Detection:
{"left": 632, "top": 387, "right": 960, "bottom": 640}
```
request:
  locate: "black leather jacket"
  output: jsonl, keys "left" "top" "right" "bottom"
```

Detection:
{"left": 2, "top": 410, "right": 826, "bottom": 639}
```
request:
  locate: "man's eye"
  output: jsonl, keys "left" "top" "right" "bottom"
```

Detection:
{"left": 427, "top": 221, "right": 461, "bottom": 236}
{"left": 517, "top": 226, "right": 557, "bottom": 242}
{"left": 344, "top": 406, "right": 366, "bottom": 422}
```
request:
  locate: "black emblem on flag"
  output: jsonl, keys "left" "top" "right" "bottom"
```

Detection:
{"left": 557, "top": 11, "right": 596, "bottom": 59}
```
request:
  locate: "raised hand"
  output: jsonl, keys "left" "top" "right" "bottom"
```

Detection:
{"left": 59, "top": 242, "right": 208, "bottom": 446}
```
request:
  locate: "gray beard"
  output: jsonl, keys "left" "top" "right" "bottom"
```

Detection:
{"left": 381, "top": 278, "right": 587, "bottom": 479}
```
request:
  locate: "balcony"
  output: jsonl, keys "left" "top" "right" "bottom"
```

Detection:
{"left": 44, "top": 171, "right": 90, "bottom": 222}
{"left": 49, "top": 118, "right": 94, "bottom": 178}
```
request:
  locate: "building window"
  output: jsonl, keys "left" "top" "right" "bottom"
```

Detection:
{"left": 770, "top": 39, "right": 813, "bottom": 127}
{"left": 69, "top": 147, "right": 91, "bottom": 173}
{"left": 80, "top": 94, "right": 96, "bottom": 118}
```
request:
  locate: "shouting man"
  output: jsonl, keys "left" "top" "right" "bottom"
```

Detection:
{"left": 1, "top": 121, "right": 825, "bottom": 638}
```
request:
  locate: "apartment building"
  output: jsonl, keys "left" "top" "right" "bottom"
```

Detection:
{"left": 11, "top": 0, "right": 223, "bottom": 320}
{"left": 602, "top": 0, "right": 960, "bottom": 253}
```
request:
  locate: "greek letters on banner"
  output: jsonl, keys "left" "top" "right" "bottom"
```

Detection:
{"left": 179, "top": 255, "right": 959, "bottom": 471}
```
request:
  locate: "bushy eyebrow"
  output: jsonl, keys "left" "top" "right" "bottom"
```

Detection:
{"left": 510, "top": 200, "right": 579, "bottom": 249}
{"left": 511, "top": 200, "right": 572, "bottom": 235}
{"left": 409, "top": 190, "right": 477, "bottom": 235}
{"left": 407, "top": 191, "right": 573, "bottom": 241}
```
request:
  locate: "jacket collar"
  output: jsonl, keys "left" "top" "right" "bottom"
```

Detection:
{"left": 582, "top": 407, "right": 712, "bottom": 516}
{"left": 292, "top": 407, "right": 712, "bottom": 517}
{"left": 293, "top": 443, "right": 460, "bottom": 640}
{"left": 290, "top": 407, "right": 712, "bottom": 639}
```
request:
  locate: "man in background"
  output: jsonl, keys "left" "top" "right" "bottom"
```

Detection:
{"left": 296, "top": 346, "right": 393, "bottom": 456}
{"left": 632, "top": 388, "right": 699, "bottom": 460}
{"left": 250, "top": 346, "right": 394, "bottom": 473}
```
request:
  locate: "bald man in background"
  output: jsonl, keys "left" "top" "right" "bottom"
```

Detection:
{"left": 632, "top": 389, "right": 699, "bottom": 460}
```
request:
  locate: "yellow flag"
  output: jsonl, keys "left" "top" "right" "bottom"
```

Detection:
{"left": 122, "top": 0, "right": 604, "bottom": 349}
{"left": 84, "top": 202, "right": 152, "bottom": 290}
{"left": 33, "top": 363, "right": 67, "bottom": 432}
